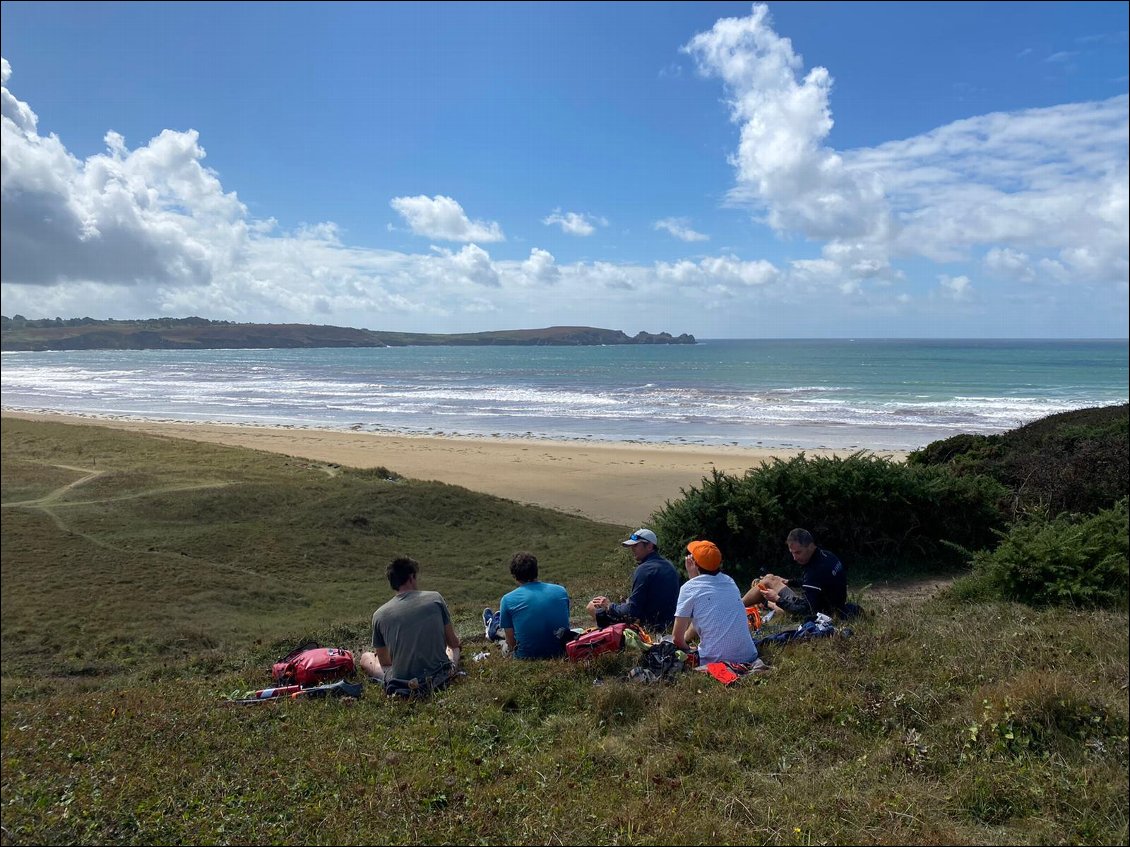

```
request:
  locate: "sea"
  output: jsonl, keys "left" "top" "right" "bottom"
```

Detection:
{"left": 1, "top": 339, "right": 1126, "bottom": 452}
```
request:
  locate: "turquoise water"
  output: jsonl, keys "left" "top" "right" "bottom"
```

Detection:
{"left": 2, "top": 339, "right": 1126, "bottom": 450}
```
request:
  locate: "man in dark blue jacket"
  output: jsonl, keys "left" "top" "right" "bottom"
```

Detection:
{"left": 748, "top": 528, "right": 849, "bottom": 618}
{"left": 586, "top": 528, "right": 680, "bottom": 632}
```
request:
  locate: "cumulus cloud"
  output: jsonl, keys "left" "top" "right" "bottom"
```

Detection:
{"left": 683, "top": 3, "right": 1129, "bottom": 288}
{"left": 684, "top": 3, "right": 892, "bottom": 247}
{"left": 656, "top": 254, "right": 777, "bottom": 288}
{"left": 654, "top": 217, "right": 709, "bottom": 242}
{"left": 542, "top": 209, "right": 606, "bottom": 236}
{"left": 983, "top": 247, "right": 1037, "bottom": 283}
{"left": 520, "top": 247, "right": 561, "bottom": 285}
{"left": 939, "top": 274, "right": 973, "bottom": 300}
{"left": 1, "top": 62, "right": 247, "bottom": 289}
{"left": 389, "top": 194, "right": 505, "bottom": 242}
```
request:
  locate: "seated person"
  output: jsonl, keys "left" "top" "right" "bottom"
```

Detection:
{"left": 742, "top": 528, "right": 850, "bottom": 618}
{"left": 360, "top": 556, "right": 461, "bottom": 688}
{"left": 496, "top": 551, "right": 571, "bottom": 659}
{"left": 673, "top": 540, "right": 760, "bottom": 666}
{"left": 586, "top": 528, "right": 680, "bottom": 633}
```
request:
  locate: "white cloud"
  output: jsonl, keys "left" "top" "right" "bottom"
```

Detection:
{"left": 542, "top": 209, "right": 605, "bottom": 236}
{"left": 1, "top": 63, "right": 247, "bottom": 289}
{"left": 654, "top": 217, "right": 709, "bottom": 242}
{"left": 389, "top": 194, "right": 505, "bottom": 242}
{"left": 431, "top": 243, "right": 501, "bottom": 287}
{"left": 939, "top": 274, "right": 973, "bottom": 300}
{"left": 852, "top": 100, "right": 1130, "bottom": 282}
{"left": 656, "top": 254, "right": 777, "bottom": 288}
{"left": 683, "top": 4, "right": 1129, "bottom": 290}
{"left": 684, "top": 3, "right": 892, "bottom": 246}
{"left": 983, "top": 247, "right": 1036, "bottom": 283}
{"left": 519, "top": 247, "right": 561, "bottom": 285}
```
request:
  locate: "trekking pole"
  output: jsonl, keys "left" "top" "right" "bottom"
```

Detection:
{"left": 222, "top": 678, "right": 363, "bottom": 706}
{"left": 226, "top": 683, "right": 304, "bottom": 704}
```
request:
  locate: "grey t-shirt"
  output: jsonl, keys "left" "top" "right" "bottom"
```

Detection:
{"left": 371, "top": 589, "right": 452, "bottom": 681}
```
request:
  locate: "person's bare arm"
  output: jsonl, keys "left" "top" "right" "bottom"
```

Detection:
{"left": 444, "top": 622, "right": 461, "bottom": 666}
{"left": 375, "top": 646, "right": 393, "bottom": 669}
{"left": 673, "top": 616, "right": 693, "bottom": 652}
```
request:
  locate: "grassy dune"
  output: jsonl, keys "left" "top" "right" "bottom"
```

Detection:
{"left": 1, "top": 418, "right": 1127, "bottom": 845}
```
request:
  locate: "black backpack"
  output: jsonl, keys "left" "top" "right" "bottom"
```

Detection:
{"left": 629, "top": 641, "right": 687, "bottom": 683}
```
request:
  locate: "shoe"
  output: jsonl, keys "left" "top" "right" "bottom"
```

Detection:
{"left": 486, "top": 612, "right": 503, "bottom": 642}
{"left": 483, "top": 608, "right": 501, "bottom": 641}
{"left": 555, "top": 627, "right": 580, "bottom": 646}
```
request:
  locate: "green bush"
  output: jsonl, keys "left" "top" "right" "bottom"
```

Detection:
{"left": 959, "top": 498, "right": 1129, "bottom": 609}
{"left": 908, "top": 404, "right": 1128, "bottom": 518}
{"left": 650, "top": 452, "right": 1008, "bottom": 584}
{"left": 962, "top": 496, "right": 1130, "bottom": 609}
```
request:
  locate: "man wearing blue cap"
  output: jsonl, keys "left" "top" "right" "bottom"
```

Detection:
{"left": 585, "top": 528, "right": 680, "bottom": 632}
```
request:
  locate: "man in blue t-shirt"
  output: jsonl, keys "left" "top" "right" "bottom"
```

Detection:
{"left": 586, "top": 528, "right": 680, "bottom": 633}
{"left": 498, "top": 552, "right": 571, "bottom": 659}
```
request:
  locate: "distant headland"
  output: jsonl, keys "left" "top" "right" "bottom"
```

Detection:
{"left": 0, "top": 316, "right": 695, "bottom": 351}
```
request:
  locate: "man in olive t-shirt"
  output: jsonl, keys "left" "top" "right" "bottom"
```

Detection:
{"left": 359, "top": 557, "right": 461, "bottom": 684}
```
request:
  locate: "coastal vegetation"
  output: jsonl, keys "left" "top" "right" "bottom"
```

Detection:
{"left": 906, "top": 403, "right": 1129, "bottom": 519}
{"left": 0, "top": 315, "right": 695, "bottom": 351}
{"left": 650, "top": 452, "right": 1009, "bottom": 584}
{"left": 1, "top": 412, "right": 1127, "bottom": 845}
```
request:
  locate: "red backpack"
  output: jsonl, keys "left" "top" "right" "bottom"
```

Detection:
{"left": 565, "top": 623, "right": 629, "bottom": 661}
{"left": 272, "top": 642, "right": 355, "bottom": 686}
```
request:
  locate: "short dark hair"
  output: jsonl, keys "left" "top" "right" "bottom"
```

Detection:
{"left": 787, "top": 528, "right": 815, "bottom": 547}
{"left": 386, "top": 556, "right": 419, "bottom": 590}
{"left": 509, "top": 551, "right": 539, "bottom": 583}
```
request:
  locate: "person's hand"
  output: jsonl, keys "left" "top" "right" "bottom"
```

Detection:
{"left": 761, "top": 586, "right": 780, "bottom": 604}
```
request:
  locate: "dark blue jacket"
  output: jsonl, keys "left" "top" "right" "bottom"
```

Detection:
{"left": 781, "top": 548, "right": 847, "bottom": 616}
{"left": 607, "top": 552, "right": 680, "bottom": 630}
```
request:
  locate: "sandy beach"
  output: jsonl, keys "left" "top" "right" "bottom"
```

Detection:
{"left": 2, "top": 411, "right": 906, "bottom": 526}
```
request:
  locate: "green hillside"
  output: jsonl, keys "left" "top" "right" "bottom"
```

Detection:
{"left": 1, "top": 417, "right": 1126, "bottom": 845}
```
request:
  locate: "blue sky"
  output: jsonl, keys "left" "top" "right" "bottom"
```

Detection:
{"left": 1, "top": 1, "right": 1127, "bottom": 338}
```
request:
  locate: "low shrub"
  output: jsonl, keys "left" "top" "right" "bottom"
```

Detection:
{"left": 650, "top": 452, "right": 1008, "bottom": 583}
{"left": 908, "top": 404, "right": 1128, "bottom": 518}
{"left": 957, "top": 498, "right": 1129, "bottom": 609}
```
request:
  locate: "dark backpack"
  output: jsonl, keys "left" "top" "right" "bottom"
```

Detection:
{"left": 629, "top": 640, "right": 689, "bottom": 683}
{"left": 272, "top": 641, "right": 356, "bottom": 686}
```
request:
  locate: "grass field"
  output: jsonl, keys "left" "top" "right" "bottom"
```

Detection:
{"left": 2, "top": 418, "right": 1127, "bottom": 845}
